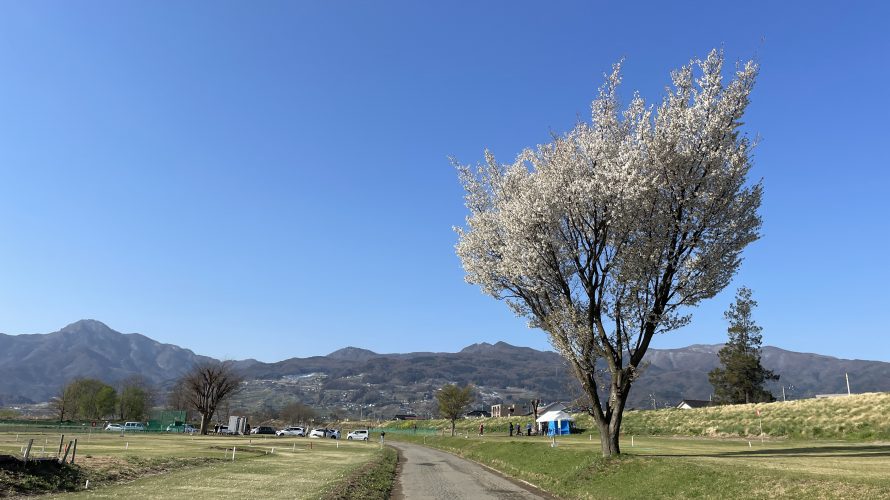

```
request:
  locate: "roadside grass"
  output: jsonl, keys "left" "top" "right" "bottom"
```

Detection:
{"left": 319, "top": 445, "right": 398, "bottom": 500}
{"left": 0, "top": 432, "right": 386, "bottom": 499}
{"left": 389, "top": 434, "right": 890, "bottom": 499}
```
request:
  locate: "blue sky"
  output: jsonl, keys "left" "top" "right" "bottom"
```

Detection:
{"left": 1, "top": 1, "right": 888, "bottom": 362}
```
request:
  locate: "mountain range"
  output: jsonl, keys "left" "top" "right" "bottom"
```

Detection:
{"left": 2, "top": 320, "right": 889, "bottom": 415}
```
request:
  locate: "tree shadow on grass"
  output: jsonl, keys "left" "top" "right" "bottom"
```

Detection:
{"left": 637, "top": 444, "right": 890, "bottom": 458}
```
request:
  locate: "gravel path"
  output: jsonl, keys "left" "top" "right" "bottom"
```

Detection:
{"left": 389, "top": 441, "right": 549, "bottom": 500}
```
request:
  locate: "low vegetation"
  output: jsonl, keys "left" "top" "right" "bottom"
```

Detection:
{"left": 320, "top": 446, "right": 398, "bottom": 500}
{"left": 1, "top": 459, "right": 87, "bottom": 497}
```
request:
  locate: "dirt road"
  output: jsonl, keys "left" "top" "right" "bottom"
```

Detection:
{"left": 390, "top": 442, "right": 549, "bottom": 500}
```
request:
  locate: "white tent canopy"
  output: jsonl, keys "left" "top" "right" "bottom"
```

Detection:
{"left": 536, "top": 410, "right": 574, "bottom": 423}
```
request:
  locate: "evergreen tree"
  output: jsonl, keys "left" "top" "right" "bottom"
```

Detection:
{"left": 709, "top": 287, "right": 779, "bottom": 404}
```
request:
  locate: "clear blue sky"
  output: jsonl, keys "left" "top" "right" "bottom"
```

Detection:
{"left": 1, "top": 1, "right": 888, "bottom": 362}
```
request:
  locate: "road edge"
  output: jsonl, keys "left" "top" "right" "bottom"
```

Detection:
{"left": 388, "top": 441, "right": 558, "bottom": 500}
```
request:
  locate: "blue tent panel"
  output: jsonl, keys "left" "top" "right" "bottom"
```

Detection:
{"left": 547, "top": 419, "right": 571, "bottom": 436}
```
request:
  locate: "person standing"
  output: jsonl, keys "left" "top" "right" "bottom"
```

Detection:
{"left": 509, "top": 422, "right": 514, "bottom": 437}
{"left": 526, "top": 422, "right": 532, "bottom": 436}
{"left": 479, "top": 423, "right": 484, "bottom": 436}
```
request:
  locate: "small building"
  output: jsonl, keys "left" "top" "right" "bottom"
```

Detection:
{"left": 392, "top": 414, "right": 419, "bottom": 420}
{"left": 538, "top": 401, "right": 567, "bottom": 414}
{"left": 491, "top": 403, "right": 518, "bottom": 418}
{"left": 465, "top": 409, "right": 491, "bottom": 418}
{"left": 675, "top": 399, "right": 714, "bottom": 410}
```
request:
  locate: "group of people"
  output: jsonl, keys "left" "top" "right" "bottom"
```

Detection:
{"left": 508, "top": 421, "right": 534, "bottom": 436}
{"left": 474, "top": 421, "right": 537, "bottom": 436}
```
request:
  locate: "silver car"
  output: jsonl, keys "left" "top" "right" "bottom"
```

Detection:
{"left": 276, "top": 426, "right": 306, "bottom": 437}
{"left": 346, "top": 429, "right": 369, "bottom": 441}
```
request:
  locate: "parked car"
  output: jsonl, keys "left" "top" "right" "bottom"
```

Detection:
{"left": 104, "top": 423, "right": 123, "bottom": 432}
{"left": 308, "top": 428, "right": 328, "bottom": 438}
{"left": 123, "top": 422, "right": 145, "bottom": 432}
{"left": 251, "top": 426, "right": 276, "bottom": 435}
{"left": 216, "top": 425, "right": 232, "bottom": 434}
{"left": 276, "top": 426, "right": 305, "bottom": 437}
{"left": 346, "top": 429, "right": 369, "bottom": 441}
{"left": 166, "top": 424, "right": 197, "bottom": 433}
{"left": 328, "top": 429, "right": 340, "bottom": 439}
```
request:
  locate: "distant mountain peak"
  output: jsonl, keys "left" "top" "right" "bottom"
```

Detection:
{"left": 327, "top": 346, "right": 379, "bottom": 361}
{"left": 460, "top": 341, "right": 524, "bottom": 354}
{"left": 60, "top": 319, "right": 115, "bottom": 334}
{"left": 460, "top": 342, "right": 493, "bottom": 353}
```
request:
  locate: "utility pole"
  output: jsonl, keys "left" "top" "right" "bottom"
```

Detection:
{"left": 845, "top": 373, "right": 851, "bottom": 396}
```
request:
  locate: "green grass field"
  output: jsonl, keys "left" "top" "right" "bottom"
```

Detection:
{"left": 381, "top": 392, "right": 890, "bottom": 441}
{"left": 0, "top": 431, "right": 386, "bottom": 499}
{"left": 372, "top": 394, "right": 890, "bottom": 498}
{"left": 390, "top": 433, "right": 890, "bottom": 499}
{"left": 4, "top": 394, "right": 889, "bottom": 498}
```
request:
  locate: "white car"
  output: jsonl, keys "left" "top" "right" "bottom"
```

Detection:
{"left": 123, "top": 422, "right": 145, "bottom": 432}
{"left": 328, "top": 429, "right": 341, "bottom": 439}
{"left": 166, "top": 424, "right": 197, "bottom": 433}
{"left": 104, "top": 423, "right": 123, "bottom": 432}
{"left": 346, "top": 429, "right": 368, "bottom": 441}
{"left": 276, "top": 426, "right": 306, "bottom": 437}
{"left": 308, "top": 428, "right": 328, "bottom": 438}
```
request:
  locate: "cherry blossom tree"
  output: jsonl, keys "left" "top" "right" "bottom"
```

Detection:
{"left": 455, "top": 49, "right": 762, "bottom": 457}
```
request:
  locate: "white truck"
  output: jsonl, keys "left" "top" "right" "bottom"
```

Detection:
{"left": 227, "top": 415, "right": 248, "bottom": 435}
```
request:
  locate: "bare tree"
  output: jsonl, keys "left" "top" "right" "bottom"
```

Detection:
{"left": 529, "top": 399, "right": 541, "bottom": 421}
{"left": 178, "top": 361, "right": 243, "bottom": 435}
{"left": 166, "top": 383, "right": 196, "bottom": 421}
{"left": 51, "top": 386, "right": 73, "bottom": 423}
{"left": 455, "top": 49, "right": 761, "bottom": 456}
{"left": 280, "top": 401, "right": 317, "bottom": 425}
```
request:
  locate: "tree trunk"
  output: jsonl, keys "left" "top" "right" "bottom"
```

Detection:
{"left": 200, "top": 413, "right": 212, "bottom": 436}
{"left": 595, "top": 413, "right": 623, "bottom": 457}
{"left": 590, "top": 382, "right": 630, "bottom": 457}
{"left": 450, "top": 420, "right": 456, "bottom": 437}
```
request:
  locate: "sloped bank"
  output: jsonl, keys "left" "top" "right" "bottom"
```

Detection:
{"left": 320, "top": 446, "right": 398, "bottom": 500}
{"left": 618, "top": 392, "right": 890, "bottom": 439}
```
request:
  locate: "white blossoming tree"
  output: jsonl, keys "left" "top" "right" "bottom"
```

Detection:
{"left": 455, "top": 49, "right": 762, "bottom": 457}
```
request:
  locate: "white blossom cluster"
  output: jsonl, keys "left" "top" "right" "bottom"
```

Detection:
{"left": 455, "top": 49, "right": 762, "bottom": 426}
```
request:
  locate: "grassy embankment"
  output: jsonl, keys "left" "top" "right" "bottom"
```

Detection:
{"left": 0, "top": 432, "right": 391, "bottom": 499}
{"left": 382, "top": 392, "right": 890, "bottom": 440}
{"left": 379, "top": 393, "right": 890, "bottom": 499}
